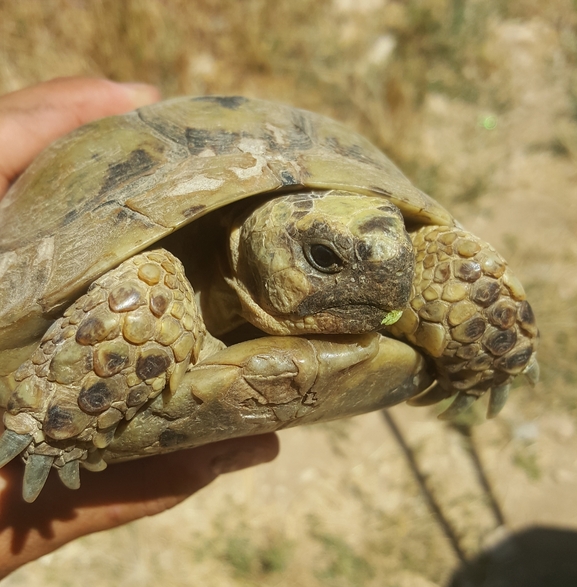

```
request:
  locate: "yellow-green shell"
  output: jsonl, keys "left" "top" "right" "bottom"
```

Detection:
{"left": 0, "top": 96, "right": 453, "bottom": 373}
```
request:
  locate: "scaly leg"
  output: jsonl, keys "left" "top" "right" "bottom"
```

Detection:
{"left": 388, "top": 225, "right": 539, "bottom": 418}
{"left": 0, "top": 248, "right": 218, "bottom": 502}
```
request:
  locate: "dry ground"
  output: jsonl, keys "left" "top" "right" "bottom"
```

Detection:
{"left": 1, "top": 1, "right": 577, "bottom": 585}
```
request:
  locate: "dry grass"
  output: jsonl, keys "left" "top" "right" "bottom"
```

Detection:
{"left": 1, "top": 0, "right": 577, "bottom": 585}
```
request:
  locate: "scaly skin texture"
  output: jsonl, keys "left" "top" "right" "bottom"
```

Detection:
{"left": 3, "top": 250, "right": 214, "bottom": 496}
{"left": 388, "top": 225, "right": 538, "bottom": 412}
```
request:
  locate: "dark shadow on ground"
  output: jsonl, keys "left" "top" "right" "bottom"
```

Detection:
{"left": 449, "top": 526, "right": 577, "bottom": 587}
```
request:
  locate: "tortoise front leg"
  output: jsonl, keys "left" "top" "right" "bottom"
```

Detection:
{"left": 101, "top": 333, "right": 433, "bottom": 464}
{"left": 387, "top": 225, "right": 540, "bottom": 418}
{"left": 0, "top": 248, "right": 214, "bottom": 501}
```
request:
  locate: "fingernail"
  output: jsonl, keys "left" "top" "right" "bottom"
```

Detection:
{"left": 120, "top": 82, "right": 162, "bottom": 108}
{"left": 210, "top": 447, "right": 271, "bottom": 475}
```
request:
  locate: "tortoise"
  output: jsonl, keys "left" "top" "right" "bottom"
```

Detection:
{"left": 0, "top": 96, "right": 539, "bottom": 502}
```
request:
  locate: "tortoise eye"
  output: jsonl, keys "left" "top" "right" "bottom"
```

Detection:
{"left": 305, "top": 243, "right": 344, "bottom": 273}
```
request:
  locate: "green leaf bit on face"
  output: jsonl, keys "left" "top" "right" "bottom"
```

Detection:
{"left": 381, "top": 310, "right": 403, "bottom": 326}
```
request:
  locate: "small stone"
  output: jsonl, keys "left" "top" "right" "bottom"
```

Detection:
{"left": 138, "top": 262, "right": 162, "bottom": 285}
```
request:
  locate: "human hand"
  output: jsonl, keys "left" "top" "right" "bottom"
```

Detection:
{"left": 0, "top": 77, "right": 279, "bottom": 579}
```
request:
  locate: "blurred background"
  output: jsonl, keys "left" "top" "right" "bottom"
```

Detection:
{"left": 1, "top": 1, "right": 577, "bottom": 585}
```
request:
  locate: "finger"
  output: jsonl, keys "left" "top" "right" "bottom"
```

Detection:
{"left": 0, "top": 433, "right": 279, "bottom": 579}
{"left": 0, "top": 77, "right": 161, "bottom": 197}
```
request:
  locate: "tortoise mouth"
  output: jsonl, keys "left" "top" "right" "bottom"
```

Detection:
{"left": 298, "top": 303, "right": 400, "bottom": 335}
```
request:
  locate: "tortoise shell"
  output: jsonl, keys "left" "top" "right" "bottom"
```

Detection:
{"left": 0, "top": 96, "right": 452, "bottom": 374}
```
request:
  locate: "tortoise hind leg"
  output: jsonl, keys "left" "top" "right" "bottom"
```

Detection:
{"left": 0, "top": 248, "right": 211, "bottom": 501}
{"left": 387, "top": 225, "right": 539, "bottom": 419}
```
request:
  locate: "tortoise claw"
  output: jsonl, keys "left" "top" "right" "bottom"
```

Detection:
{"left": 58, "top": 460, "right": 81, "bottom": 490}
{"left": 0, "top": 430, "right": 32, "bottom": 468}
{"left": 523, "top": 356, "right": 540, "bottom": 387}
{"left": 23, "top": 454, "right": 54, "bottom": 503}
{"left": 437, "top": 391, "right": 477, "bottom": 420}
{"left": 487, "top": 383, "right": 511, "bottom": 419}
{"left": 407, "top": 382, "right": 452, "bottom": 406}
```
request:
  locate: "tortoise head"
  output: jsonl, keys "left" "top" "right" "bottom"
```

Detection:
{"left": 226, "top": 190, "right": 414, "bottom": 335}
